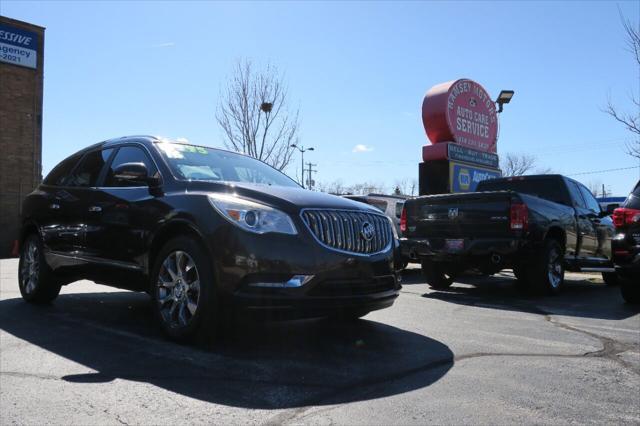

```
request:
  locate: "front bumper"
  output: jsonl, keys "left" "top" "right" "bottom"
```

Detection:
{"left": 208, "top": 225, "right": 400, "bottom": 318}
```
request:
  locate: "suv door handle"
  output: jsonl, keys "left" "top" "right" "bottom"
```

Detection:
{"left": 49, "top": 203, "right": 60, "bottom": 210}
{"left": 88, "top": 206, "right": 102, "bottom": 213}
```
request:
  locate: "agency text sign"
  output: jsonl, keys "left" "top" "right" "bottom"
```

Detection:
{"left": 0, "top": 23, "right": 38, "bottom": 69}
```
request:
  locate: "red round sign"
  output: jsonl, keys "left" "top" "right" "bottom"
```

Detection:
{"left": 422, "top": 79, "right": 498, "bottom": 153}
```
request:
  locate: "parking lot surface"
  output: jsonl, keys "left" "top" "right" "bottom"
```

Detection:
{"left": 1, "top": 258, "right": 639, "bottom": 425}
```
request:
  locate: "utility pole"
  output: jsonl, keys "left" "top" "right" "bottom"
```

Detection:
{"left": 305, "top": 162, "right": 317, "bottom": 190}
{"left": 290, "top": 144, "right": 314, "bottom": 188}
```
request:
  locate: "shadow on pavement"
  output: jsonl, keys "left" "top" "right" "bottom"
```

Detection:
{"left": 418, "top": 271, "right": 639, "bottom": 321}
{"left": 0, "top": 291, "right": 453, "bottom": 409}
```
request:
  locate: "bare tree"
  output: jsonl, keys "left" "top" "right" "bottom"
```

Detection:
{"left": 409, "top": 179, "right": 418, "bottom": 196}
{"left": 500, "top": 153, "right": 537, "bottom": 176}
{"left": 216, "top": 60, "right": 300, "bottom": 170}
{"left": 603, "top": 10, "right": 640, "bottom": 159}
{"left": 317, "top": 179, "right": 346, "bottom": 195}
{"left": 393, "top": 178, "right": 408, "bottom": 195}
{"left": 587, "top": 180, "right": 602, "bottom": 197}
{"left": 317, "top": 180, "right": 386, "bottom": 195}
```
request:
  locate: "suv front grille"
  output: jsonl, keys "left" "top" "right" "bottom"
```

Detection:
{"left": 301, "top": 209, "right": 393, "bottom": 255}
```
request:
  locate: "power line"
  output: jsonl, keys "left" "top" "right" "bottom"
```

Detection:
{"left": 567, "top": 165, "right": 639, "bottom": 176}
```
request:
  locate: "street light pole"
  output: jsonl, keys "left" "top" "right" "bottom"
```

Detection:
{"left": 290, "top": 144, "right": 314, "bottom": 188}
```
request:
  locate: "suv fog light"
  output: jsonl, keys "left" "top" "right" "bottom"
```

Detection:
{"left": 249, "top": 275, "right": 314, "bottom": 288}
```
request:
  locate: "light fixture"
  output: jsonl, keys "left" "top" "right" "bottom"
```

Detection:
{"left": 496, "top": 90, "right": 515, "bottom": 113}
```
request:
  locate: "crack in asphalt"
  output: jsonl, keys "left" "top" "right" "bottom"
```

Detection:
{"left": 268, "top": 292, "right": 640, "bottom": 424}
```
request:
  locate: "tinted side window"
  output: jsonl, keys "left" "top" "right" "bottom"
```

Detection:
{"left": 578, "top": 185, "right": 601, "bottom": 213}
{"left": 104, "top": 146, "right": 157, "bottom": 187}
{"left": 478, "top": 178, "right": 571, "bottom": 206}
{"left": 566, "top": 181, "right": 586, "bottom": 209}
{"left": 65, "top": 149, "right": 113, "bottom": 187}
{"left": 43, "top": 154, "right": 82, "bottom": 186}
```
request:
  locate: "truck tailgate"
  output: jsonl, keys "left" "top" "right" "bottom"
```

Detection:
{"left": 405, "top": 191, "right": 517, "bottom": 239}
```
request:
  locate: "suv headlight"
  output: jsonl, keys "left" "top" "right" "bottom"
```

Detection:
{"left": 208, "top": 193, "right": 297, "bottom": 235}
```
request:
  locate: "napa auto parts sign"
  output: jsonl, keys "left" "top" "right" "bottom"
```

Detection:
{"left": 422, "top": 79, "right": 498, "bottom": 153}
{"left": 450, "top": 161, "right": 501, "bottom": 193}
{"left": 0, "top": 23, "right": 38, "bottom": 69}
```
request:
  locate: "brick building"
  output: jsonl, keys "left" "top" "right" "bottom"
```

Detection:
{"left": 0, "top": 16, "right": 45, "bottom": 257}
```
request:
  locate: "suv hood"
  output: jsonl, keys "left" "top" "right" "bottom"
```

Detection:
{"left": 185, "top": 181, "right": 380, "bottom": 213}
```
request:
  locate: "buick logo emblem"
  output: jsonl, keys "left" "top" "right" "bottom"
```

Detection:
{"left": 360, "top": 222, "right": 375, "bottom": 241}
{"left": 448, "top": 208, "right": 459, "bottom": 220}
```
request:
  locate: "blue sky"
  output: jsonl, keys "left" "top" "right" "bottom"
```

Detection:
{"left": 2, "top": 1, "right": 639, "bottom": 195}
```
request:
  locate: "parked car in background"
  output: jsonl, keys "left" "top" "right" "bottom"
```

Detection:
{"left": 401, "top": 175, "right": 616, "bottom": 294}
{"left": 18, "top": 136, "right": 400, "bottom": 344}
{"left": 342, "top": 194, "right": 408, "bottom": 236}
{"left": 612, "top": 181, "right": 640, "bottom": 304}
{"left": 342, "top": 193, "right": 411, "bottom": 268}
{"left": 597, "top": 196, "right": 626, "bottom": 214}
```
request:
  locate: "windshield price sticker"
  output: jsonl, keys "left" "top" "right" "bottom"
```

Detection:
{"left": 0, "top": 23, "right": 38, "bottom": 69}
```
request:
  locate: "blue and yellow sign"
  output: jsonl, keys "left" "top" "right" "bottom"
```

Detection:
{"left": 449, "top": 161, "right": 501, "bottom": 193}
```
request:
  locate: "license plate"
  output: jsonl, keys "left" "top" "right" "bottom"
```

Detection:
{"left": 445, "top": 239, "right": 464, "bottom": 252}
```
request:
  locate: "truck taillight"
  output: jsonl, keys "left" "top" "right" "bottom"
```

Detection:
{"left": 613, "top": 207, "right": 640, "bottom": 228}
{"left": 510, "top": 203, "right": 528, "bottom": 231}
{"left": 400, "top": 207, "right": 407, "bottom": 233}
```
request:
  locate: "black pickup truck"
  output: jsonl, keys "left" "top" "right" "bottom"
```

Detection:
{"left": 400, "top": 175, "right": 616, "bottom": 294}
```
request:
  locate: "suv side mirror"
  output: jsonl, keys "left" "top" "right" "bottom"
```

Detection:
{"left": 113, "top": 162, "right": 151, "bottom": 185}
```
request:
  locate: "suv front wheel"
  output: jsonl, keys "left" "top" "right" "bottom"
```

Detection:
{"left": 151, "top": 236, "right": 220, "bottom": 345}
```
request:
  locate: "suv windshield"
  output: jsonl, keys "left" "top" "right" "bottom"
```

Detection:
{"left": 155, "top": 142, "right": 299, "bottom": 188}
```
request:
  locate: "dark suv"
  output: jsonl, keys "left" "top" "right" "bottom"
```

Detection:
{"left": 19, "top": 136, "right": 400, "bottom": 343}
{"left": 612, "top": 180, "right": 640, "bottom": 304}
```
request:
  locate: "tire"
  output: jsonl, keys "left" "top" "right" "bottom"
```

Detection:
{"left": 18, "top": 234, "right": 61, "bottom": 304}
{"left": 421, "top": 260, "right": 455, "bottom": 289}
{"left": 151, "top": 236, "right": 219, "bottom": 346}
{"left": 602, "top": 272, "right": 619, "bottom": 286}
{"left": 620, "top": 277, "right": 640, "bottom": 304}
{"left": 527, "top": 239, "right": 565, "bottom": 295}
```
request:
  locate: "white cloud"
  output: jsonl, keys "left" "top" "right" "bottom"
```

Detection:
{"left": 352, "top": 144, "right": 374, "bottom": 153}
{"left": 152, "top": 42, "right": 176, "bottom": 48}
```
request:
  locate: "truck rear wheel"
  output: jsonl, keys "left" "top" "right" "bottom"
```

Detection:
{"left": 527, "top": 239, "right": 565, "bottom": 295}
{"left": 421, "top": 260, "right": 455, "bottom": 289}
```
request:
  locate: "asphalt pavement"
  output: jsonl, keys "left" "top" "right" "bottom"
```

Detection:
{"left": 1, "top": 258, "right": 638, "bottom": 425}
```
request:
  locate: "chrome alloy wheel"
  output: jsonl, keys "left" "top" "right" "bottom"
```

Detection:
{"left": 20, "top": 239, "right": 40, "bottom": 295}
{"left": 156, "top": 250, "right": 201, "bottom": 328}
{"left": 547, "top": 246, "right": 563, "bottom": 289}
